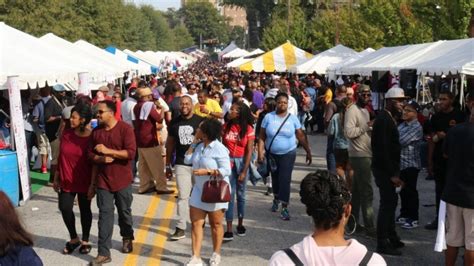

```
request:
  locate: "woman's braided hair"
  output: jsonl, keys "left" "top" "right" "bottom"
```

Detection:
{"left": 300, "top": 169, "right": 351, "bottom": 230}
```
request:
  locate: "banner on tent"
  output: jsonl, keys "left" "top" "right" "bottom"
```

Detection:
{"left": 78, "top": 72, "right": 90, "bottom": 96}
{"left": 7, "top": 76, "right": 31, "bottom": 202}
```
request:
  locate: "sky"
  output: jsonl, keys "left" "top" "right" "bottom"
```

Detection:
{"left": 131, "top": 0, "right": 181, "bottom": 11}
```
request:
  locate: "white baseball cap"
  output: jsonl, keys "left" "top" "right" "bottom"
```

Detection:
{"left": 385, "top": 87, "right": 408, "bottom": 99}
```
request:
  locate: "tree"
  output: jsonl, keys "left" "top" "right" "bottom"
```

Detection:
{"left": 180, "top": 1, "right": 230, "bottom": 45}
{"left": 140, "top": 5, "right": 174, "bottom": 50}
{"left": 172, "top": 24, "right": 195, "bottom": 50}
{"left": 229, "top": 26, "right": 246, "bottom": 48}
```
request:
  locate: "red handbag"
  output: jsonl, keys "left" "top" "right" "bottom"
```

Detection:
{"left": 201, "top": 176, "right": 231, "bottom": 203}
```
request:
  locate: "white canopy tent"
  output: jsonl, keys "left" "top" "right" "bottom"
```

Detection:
{"left": 0, "top": 22, "right": 83, "bottom": 90}
{"left": 219, "top": 41, "right": 239, "bottom": 57}
{"left": 105, "top": 46, "right": 157, "bottom": 75}
{"left": 289, "top": 44, "right": 358, "bottom": 74}
{"left": 222, "top": 48, "right": 250, "bottom": 59}
{"left": 226, "top": 48, "right": 265, "bottom": 68}
{"left": 326, "top": 48, "right": 376, "bottom": 80}
{"left": 404, "top": 38, "right": 474, "bottom": 76}
{"left": 40, "top": 33, "right": 122, "bottom": 85}
{"left": 73, "top": 40, "right": 139, "bottom": 75}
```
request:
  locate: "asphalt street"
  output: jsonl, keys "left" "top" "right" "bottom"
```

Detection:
{"left": 17, "top": 133, "right": 453, "bottom": 265}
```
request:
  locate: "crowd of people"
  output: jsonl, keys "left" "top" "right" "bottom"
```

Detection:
{"left": 1, "top": 58, "right": 473, "bottom": 266}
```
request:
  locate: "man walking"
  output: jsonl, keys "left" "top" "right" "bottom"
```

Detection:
{"left": 324, "top": 84, "right": 347, "bottom": 173}
{"left": 133, "top": 87, "right": 173, "bottom": 195}
{"left": 166, "top": 95, "right": 203, "bottom": 240}
{"left": 88, "top": 100, "right": 136, "bottom": 265}
{"left": 343, "top": 84, "right": 375, "bottom": 237}
{"left": 443, "top": 91, "right": 474, "bottom": 266}
{"left": 425, "top": 91, "right": 465, "bottom": 230}
{"left": 371, "top": 87, "right": 406, "bottom": 255}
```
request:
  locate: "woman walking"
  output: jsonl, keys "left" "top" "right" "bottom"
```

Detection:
{"left": 184, "top": 119, "right": 231, "bottom": 266}
{"left": 258, "top": 92, "right": 312, "bottom": 221}
{"left": 53, "top": 104, "right": 93, "bottom": 254}
{"left": 222, "top": 102, "right": 255, "bottom": 241}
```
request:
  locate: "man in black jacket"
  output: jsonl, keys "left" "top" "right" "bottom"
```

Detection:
{"left": 371, "top": 87, "right": 406, "bottom": 256}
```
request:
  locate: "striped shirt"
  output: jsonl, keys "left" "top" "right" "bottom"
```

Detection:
{"left": 398, "top": 120, "right": 423, "bottom": 170}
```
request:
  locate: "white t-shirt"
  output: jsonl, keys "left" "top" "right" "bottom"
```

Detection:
{"left": 288, "top": 96, "right": 298, "bottom": 116}
{"left": 121, "top": 97, "right": 137, "bottom": 127}
{"left": 269, "top": 235, "right": 386, "bottom": 266}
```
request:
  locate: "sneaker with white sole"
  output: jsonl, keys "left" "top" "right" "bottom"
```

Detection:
{"left": 401, "top": 219, "right": 419, "bottom": 229}
{"left": 223, "top": 231, "right": 233, "bottom": 241}
{"left": 209, "top": 252, "right": 221, "bottom": 266}
{"left": 236, "top": 225, "right": 246, "bottom": 236}
{"left": 133, "top": 177, "right": 140, "bottom": 184}
{"left": 395, "top": 216, "right": 407, "bottom": 225}
{"left": 170, "top": 227, "right": 185, "bottom": 240}
{"left": 186, "top": 256, "right": 203, "bottom": 266}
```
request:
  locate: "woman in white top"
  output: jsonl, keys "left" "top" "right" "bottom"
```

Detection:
{"left": 269, "top": 170, "right": 386, "bottom": 266}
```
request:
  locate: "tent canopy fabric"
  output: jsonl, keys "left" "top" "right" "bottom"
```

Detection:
{"left": 39, "top": 33, "right": 125, "bottom": 84}
{"left": 219, "top": 41, "right": 239, "bottom": 56}
{"left": 74, "top": 40, "right": 137, "bottom": 75}
{"left": 404, "top": 38, "right": 474, "bottom": 76}
{"left": 222, "top": 48, "right": 249, "bottom": 59}
{"left": 0, "top": 22, "right": 83, "bottom": 90}
{"left": 339, "top": 39, "right": 474, "bottom": 76}
{"left": 105, "top": 46, "right": 156, "bottom": 74}
{"left": 289, "top": 44, "right": 357, "bottom": 74}
{"left": 327, "top": 47, "right": 376, "bottom": 75}
{"left": 239, "top": 41, "right": 313, "bottom": 72}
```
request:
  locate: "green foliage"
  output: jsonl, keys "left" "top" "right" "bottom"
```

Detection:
{"left": 172, "top": 24, "right": 195, "bottom": 50}
{"left": 260, "top": 0, "right": 473, "bottom": 52}
{"left": 180, "top": 1, "right": 230, "bottom": 45}
{"left": 229, "top": 26, "right": 247, "bottom": 47}
{"left": 0, "top": 0, "right": 195, "bottom": 51}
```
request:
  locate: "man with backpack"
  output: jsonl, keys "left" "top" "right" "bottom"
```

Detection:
{"left": 32, "top": 86, "right": 52, "bottom": 174}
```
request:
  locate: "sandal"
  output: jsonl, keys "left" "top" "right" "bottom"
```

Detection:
{"left": 62, "top": 241, "right": 81, "bottom": 254}
{"left": 79, "top": 243, "right": 92, "bottom": 254}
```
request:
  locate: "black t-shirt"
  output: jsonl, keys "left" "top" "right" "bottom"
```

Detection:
{"left": 43, "top": 96, "right": 66, "bottom": 142}
{"left": 426, "top": 108, "right": 465, "bottom": 164}
{"left": 169, "top": 114, "right": 203, "bottom": 165}
{"left": 442, "top": 122, "right": 474, "bottom": 208}
{"left": 169, "top": 96, "right": 181, "bottom": 121}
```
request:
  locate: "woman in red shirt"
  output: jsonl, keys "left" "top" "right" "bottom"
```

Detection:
{"left": 222, "top": 101, "right": 255, "bottom": 241}
{"left": 53, "top": 104, "right": 93, "bottom": 255}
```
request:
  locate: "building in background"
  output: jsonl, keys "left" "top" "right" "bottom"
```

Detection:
{"left": 181, "top": 0, "right": 248, "bottom": 30}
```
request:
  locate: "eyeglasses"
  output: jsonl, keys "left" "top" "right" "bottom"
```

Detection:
{"left": 360, "top": 93, "right": 371, "bottom": 97}
{"left": 277, "top": 101, "right": 288, "bottom": 104}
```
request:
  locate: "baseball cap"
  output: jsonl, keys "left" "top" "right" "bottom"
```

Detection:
{"left": 98, "top": 85, "right": 109, "bottom": 92}
{"left": 406, "top": 100, "right": 421, "bottom": 113}
{"left": 52, "top": 84, "right": 66, "bottom": 92}
{"left": 385, "top": 87, "right": 408, "bottom": 99}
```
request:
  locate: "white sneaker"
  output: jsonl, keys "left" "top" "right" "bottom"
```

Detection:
{"left": 209, "top": 252, "right": 221, "bottom": 266}
{"left": 133, "top": 177, "right": 140, "bottom": 184}
{"left": 186, "top": 256, "right": 203, "bottom": 266}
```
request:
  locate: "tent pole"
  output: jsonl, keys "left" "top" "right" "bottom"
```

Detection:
{"left": 416, "top": 74, "right": 421, "bottom": 102}
{"left": 450, "top": 78, "right": 454, "bottom": 93}
{"left": 460, "top": 74, "right": 465, "bottom": 109}
{"left": 422, "top": 75, "right": 426, "bottom": 104}
{"left": 7, "top": 76, "right": 31, "bottom": 203}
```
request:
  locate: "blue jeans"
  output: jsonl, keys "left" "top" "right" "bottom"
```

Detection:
{"left": 225, "top": 157, "right": 248, "bottom": 221}
{"left": 270, "top": 149, "right": 297, "bottom": 204}
{"left": 326, "top": 135, "right": 336, "bottom": 173}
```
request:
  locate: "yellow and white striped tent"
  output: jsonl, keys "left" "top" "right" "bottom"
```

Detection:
{"left": 239, "top": 41, "right": 313, "bottom": 72}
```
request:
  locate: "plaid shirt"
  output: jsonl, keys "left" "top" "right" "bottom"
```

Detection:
{"left": 398, "top": 119, "right": 423, "bottom": 170}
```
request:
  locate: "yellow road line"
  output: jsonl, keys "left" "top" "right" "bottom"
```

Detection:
{"left": 123, "top": 194, "right": 161, "bottom": 265}
{"left": 146, "top": 186, "right": 177, "bottom": 266}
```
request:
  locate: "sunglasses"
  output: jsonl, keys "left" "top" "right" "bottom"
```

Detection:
{"left": 361, "top": 93, "right": 371, "bottom": 97}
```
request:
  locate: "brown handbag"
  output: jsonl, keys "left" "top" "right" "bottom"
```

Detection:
{"left": 201, "top": 176, "right": 231, "bottom": 203}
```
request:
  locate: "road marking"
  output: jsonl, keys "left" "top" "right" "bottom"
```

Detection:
{"left": 123, "top": 194, "right": 161, "bottom": 265}
{"left": 147, "top": 185, "right": 177, "bottom": 266}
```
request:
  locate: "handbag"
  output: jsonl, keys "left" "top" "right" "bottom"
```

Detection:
{"left": 265, "top": 114, "right": 291, "bottom": 173}
{"left": 201, "top": 176, "right": 231, "bottom": 203}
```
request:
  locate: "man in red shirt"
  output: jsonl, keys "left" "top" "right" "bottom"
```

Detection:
{"left": 133, "top": 87, "right": 174, "bottom": 195}
{"left": 87, "top": 100, "right": 136, "bottom": 265}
